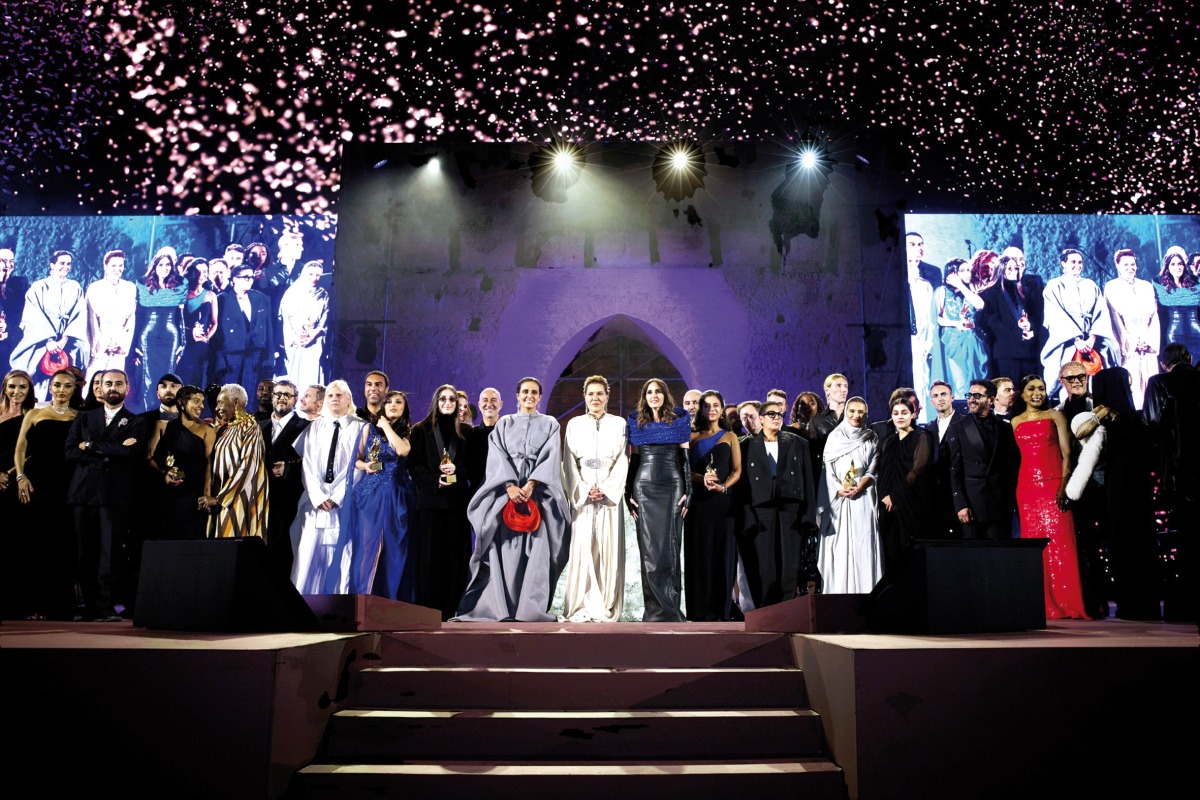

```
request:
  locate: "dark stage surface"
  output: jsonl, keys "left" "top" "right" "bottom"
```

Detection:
{"left": 3, "top": 614, "right": 1196, "bottom": 800}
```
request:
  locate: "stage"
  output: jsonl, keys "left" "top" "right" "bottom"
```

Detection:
{"left": 2, "top": 606, "right": 1196, "bottom": 800}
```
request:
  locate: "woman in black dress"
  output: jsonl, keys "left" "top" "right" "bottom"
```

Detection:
{"left": 626, "top": 378, "right": 693, "bottom": 622}
{"left": 176, "top": 258, "right": 218, "bottom": 390}
{"left": 685, "top": 390, "right": 742, "bottom": 621}
{"left": 876, "top": 396, "right": 934, "bottom": 573}
{"left": 407, "top": 383, "right": 472, "bottom": 620}
{"left": 1, "top": 370, "right": 36, "bottom": 618}
{"left": 147, "top": 385, "right": 215, "bottom": 540}
{"left": 134, "top": 252, "right": 188, "bottom": 410}
{"left": 13, "top": 369, "right": 79, "bottom": 619}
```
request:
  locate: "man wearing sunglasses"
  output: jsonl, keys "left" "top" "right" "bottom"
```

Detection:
{"left": 945, "top": 379, "right": 1019, "bottom": 541}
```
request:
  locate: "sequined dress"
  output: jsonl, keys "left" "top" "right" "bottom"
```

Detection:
{"left": 1015, "top": 417, "right": 1090, "bottom": 620}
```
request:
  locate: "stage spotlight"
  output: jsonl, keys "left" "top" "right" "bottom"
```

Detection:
{"left": 530, "top": 141, "right": 585, "bottom": 202}
{"left": 652, "top": 140, "right": 707, "bottom": 202}
{"left": 798, "top": 147, "right": 819, "bottom": 171}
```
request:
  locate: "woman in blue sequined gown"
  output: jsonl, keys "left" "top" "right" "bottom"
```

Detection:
{"left": 340, "top": 391, "right": 416, "bottom": 601}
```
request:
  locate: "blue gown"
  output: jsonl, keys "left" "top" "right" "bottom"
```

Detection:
{"left": 340, "top": 430, "right": 416, "bottom": 601}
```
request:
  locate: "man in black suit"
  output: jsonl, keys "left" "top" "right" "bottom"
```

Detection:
{"left": 737, "top": 399, "right": 818, "bottom": 605}
{"left": 975, "top": 247, "right": 1046, "bottom": 383}
{"left": 945, "top": 379, "right": 1020, "bottom": 540}
{"left": 65, "top": 369, "right": 148, "bottom": 621}
{"left": 260, "top": 378, "right": 309, "bottom": 579}
{"left": 211, "top": 264, "right": 274, "bottom": 392}
{"left": 925, "top": 380, "right": 965, "bottom": 539}
{"left": 1143, "top": 343, "right": 1200, "bottom": 626}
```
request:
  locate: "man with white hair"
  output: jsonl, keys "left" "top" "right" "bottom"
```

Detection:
{"left": 289, "top": 379, "right": 367, "bottom": 594}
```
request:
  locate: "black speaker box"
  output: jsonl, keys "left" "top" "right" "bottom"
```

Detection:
{"left": 862, "top": 538, "right": 1047, "bottom": 634}
{"left": 134, "top": 538, "right": 316, "bottom": 632}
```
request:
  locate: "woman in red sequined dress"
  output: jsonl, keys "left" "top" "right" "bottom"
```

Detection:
{"left": 1010, "top": 374, "right": 1091, "bottom": 620}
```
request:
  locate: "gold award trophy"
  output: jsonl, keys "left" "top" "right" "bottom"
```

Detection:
{"left": 165, "top": 453, "right": 185, "bottom": 482}
{"left": 440, "top": 448, "right": 457, "bottom": 484}
{"left": 368, "top": 437, "right": 383, "bottom": 472}
{"left": 841, "top": 460, "right": 858, "bottom": 490}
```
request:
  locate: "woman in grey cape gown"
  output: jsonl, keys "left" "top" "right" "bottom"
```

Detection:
{"left": 455, "top": 377, "right": 570, "bottom": 622}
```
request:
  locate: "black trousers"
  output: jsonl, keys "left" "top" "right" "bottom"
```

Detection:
{"left": 74, "top": 504, "right": 131, "bottom": 617}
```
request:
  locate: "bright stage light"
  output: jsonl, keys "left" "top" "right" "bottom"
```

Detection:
{"left": 799, "top": 148, "right": 819, "bottom": 171}
{"left": 671, "top": 149, "right": 693, "bottom": 171}
{"left": 652, "top": 140, "right": 707, "bottom": 201}
{"left": 530, "top": 141, "right": 585, "bottom": 201}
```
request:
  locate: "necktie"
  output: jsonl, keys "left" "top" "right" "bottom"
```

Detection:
{"left": 324, "top": 420, "right": 340, "bottom": 482}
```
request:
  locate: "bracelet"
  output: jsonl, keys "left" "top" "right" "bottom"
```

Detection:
{"left": 16, "top": 474, "right": 27, "bottom": 482}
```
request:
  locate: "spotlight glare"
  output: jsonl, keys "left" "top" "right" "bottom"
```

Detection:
{"left": 671, "top": 148, "right": 692, "bottom": 171}
{"left": 553, "top": 148, "right": 576, "bottom": 172}
{"left": 799, "top": 148, "right": 819, "bottom": 171}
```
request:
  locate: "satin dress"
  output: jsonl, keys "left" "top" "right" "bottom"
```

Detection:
{"left": 1015, "top": 418, "right": 1091, "bottom": 620}
{"left": 341, "top": 431, "right": 416, "bottom": 601}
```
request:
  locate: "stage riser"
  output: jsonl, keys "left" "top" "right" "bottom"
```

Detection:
{"left": 353, "top": 667, "right": 809, "bottom": 710}
{"left": 322, "top": 709, "right": 825, "bottom": 760}
{"left": 378, "top": 630, "right": 796, "bottom": 668}
{"left": 296, "top": 761, "right": 847, "bottom": 798}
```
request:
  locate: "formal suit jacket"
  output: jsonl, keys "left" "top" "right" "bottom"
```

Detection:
{"left": 945, "top": 413, "right": 1019, "bottom": 522}
{"left": 976, "top": 275, "right": 1046, "bottom": 359}
{"left": 739, "top": 430, "right": 817, "bottom": 528}
{"left": 1143, "top": 365, "right": 1200, "bottom": 502}
{"left": 212, "top": 289, "right": 274, "bottom": 360}
{"left": 262, "top": 413, "right": 309, "bottom": 479}
{"left": 65, "top": 406, "right": 148, "bottom": 506}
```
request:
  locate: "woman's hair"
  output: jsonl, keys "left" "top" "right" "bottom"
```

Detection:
{"left": 1090, "top": 367, "right": 1137, "bottom": 418}
{"left": 694, "top": 390, "right": 728, "bottom": 434}
{"left": 1159, "top": 246, "right": 1196, "bottom": 291}
{"left": 968, "top": 250, "right": 998, "bottom": 286}
{"left": 789, "top": 391, "right": 825, "bottom": 425}
{"left": 1, "top": 369, "right": 36, "bottom": 414}
{"left": 1014, "top": 373, "right": 1047, "bottom": 414}
{"left": 176, "top": 385, "right": 205, "bottom": 419}
{"left": 890, "top": 397, "right": 917, "bottom": 415}
{"left": 185, "top": 257, "right": 209, "bottom": 292}
{"left": 417, "top": 383, "right": 466, "bottom": 439}
{"left": 143, "top": 252, "right": 183, "bottom": 292}
{"left": 583, "top": 374, "right": 610, "bottom": 394}
{"left": 943, "top": 258, "right": 968, "bottom": 285}
{"left": 635, "top": 378, "right": 678, "bottom": 428}
{"left": 516, "top": 376, "right": 543, "bottom": 394}
{"left": 219, "top": 382, "right": 248, "bottom": 408}
{"left": 383, "top": 390, "right": 412, "bottom": 437}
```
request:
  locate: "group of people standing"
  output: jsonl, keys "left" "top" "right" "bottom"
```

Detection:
{"left": 0, "top": 234, "right": 329, "bottom": 415}
{"left": 907, "top": 233, "right": 1200, "bottom": 417}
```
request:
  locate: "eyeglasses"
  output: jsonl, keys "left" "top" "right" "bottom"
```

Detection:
{"left": 1062, "top": 375, "right": 1087, "bottom": 383}
{"left": 272, "top": 391, "right": 295, "bottom": 398}
{"left": 967, "top": 392, "right": 989, "bottom": 400}
{"left": 762, "top": 411, "right": 784, "bottom": 419}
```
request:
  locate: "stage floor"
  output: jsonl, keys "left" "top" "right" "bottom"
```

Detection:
{"left": 2, "top": 617, "right": 1197, "bottom": 800}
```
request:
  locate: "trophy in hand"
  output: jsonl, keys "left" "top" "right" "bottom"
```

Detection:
{"left": 841, "top": 460, "right": 858, "bottom": 490}
{"left": 165, "top": 453, "right": 185, "bottom": 483}
{"left": 440, "top": 448, "right": 457, "bottom": 484}
{"left": 368, "top": 436, "right": 383, "bottom": 473}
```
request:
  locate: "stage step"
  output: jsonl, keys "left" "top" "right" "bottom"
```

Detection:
{"left": 322, "top": 708, "right": 825, "bottom": 760}
{"left": 296, "top": 758, "right": 847, "bottom": 798}
{"left": 353, "top": 665, "right": 808, "bottom": 710}
{"left": 378, "top": 628, "right": 796, "bottom": 668}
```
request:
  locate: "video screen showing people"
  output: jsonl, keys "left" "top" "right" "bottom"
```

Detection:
{"left": 0, "top": 214, "right": 337, "bottom": 413}
{"left": 903, "top": 214, "right": 1200, "bottom": 420}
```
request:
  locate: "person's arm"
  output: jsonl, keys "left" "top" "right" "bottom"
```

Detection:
{"left": 721, "top": 431, "right": 743, "bottom": 493}
{"left": 908, "top": 429, "right": 933, "bottom": 486}
{"left": 1051, "top": 410, "right": 1073, "bottom": 508}
{"left": 13, "top": 413, "right": 37, "bottom": 502}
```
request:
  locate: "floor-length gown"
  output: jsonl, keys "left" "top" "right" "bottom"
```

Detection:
{"left": 684, "top": 432, "right": 737, "bottom": 620}
{"left": 19, "top": 417, "right": 78, "bottom": 619}
{"left": 176, "top": 290, "right": 215, "bottom": 390}
{"left": 1, "top": 415, "right": 31, "bottom": 618}
{"left": 817, "top": 432, "right": 883, "bottom": 594}
{"left": 876, "top": 427, "right": 934, "bottom": 573}
{"left": 151, "top": 418, "right": 210, "bottom": 541}
{"left": 1015, "top": 418, "right": 1091, "bottom": 620}
{"left": 935, "top": 285, "right": 988, "bottom": 397}
{"left": 341, "top": 430, "right": 416, "bottom": 601}
{"left": 135, "top": 283, "right": 187, "bottom": 412}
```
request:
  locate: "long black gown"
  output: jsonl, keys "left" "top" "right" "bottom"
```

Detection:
{"left": 408, "top": 416, "right": 472, "bottom": 620}
{"left": 19, "top": 417, "right": 78, "bottom": 619}
{"left": 876, "top": 427, "right": 934, "bottom": 573}
{"left": 685, "top": 431, "right": 737, "bottom": 621}
{"left": 151, "top": 417, "right": 210, "bottom": 540}
{"left": 1, "top": 414, "right": 29, "bottom": 618}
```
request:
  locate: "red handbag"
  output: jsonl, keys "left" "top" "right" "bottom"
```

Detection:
{"left": 1071, "top": 347, "right": 1104, "bottom": 376}
{"left": 502, "top": 498, "right": 541, "bottom": 533}
{"left": 39, "top": 348, "right": 71, "bottom": 376}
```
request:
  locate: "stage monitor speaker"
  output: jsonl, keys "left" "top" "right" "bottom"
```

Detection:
{"left": 861, "top": 539, "right": 1047, "bottom": 635}
{"left": 134, "top": 538, "right": 317, "bottom": 633}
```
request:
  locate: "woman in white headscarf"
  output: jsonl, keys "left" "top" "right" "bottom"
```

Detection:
{"left": 817, "top": 396, "right": 883, "bottom": 594}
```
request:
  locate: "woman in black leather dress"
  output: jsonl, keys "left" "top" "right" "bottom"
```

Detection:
{"left": 1154, "top": 245, "right": 1200, "bottom": 357}
{"left": 625, "top": 378, "right": 692, "bottom": 622}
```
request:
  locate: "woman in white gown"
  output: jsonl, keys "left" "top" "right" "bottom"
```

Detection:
{"left": 560, "top": 375, "right": 629, "bottom": 622}
{"left": 817, "top": 396, "right": 883, "bottom": 594}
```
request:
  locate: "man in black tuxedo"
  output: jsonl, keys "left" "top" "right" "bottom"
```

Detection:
{"left": 925, "top": 380, "right": 966, "bottom": 539}
{"left": 65, "top": 369, "right": 148, "bottom": 621}
{"left": 260, "top": 378, "right": 309, "bottom": 579}
{"left": 945, "top": 379, "right": 1020, "bottom": 540}
{"left": 737, "top": 399, "right": 818, "bottom": 605}
{"left": 975, "top": 247, "right": 1046, "bottom": 382}
{"left": 211, "top": 264, "right": 274, "bottom": 392}
{"left": 1143, "top": 343, "right": 1200, "bottom": 626}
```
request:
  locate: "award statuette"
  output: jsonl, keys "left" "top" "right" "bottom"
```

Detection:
{"left": 440, "top": 448, "right": 457, "bottom": 484}
{"left": 705, "top": 454, "right": 717, "bottom": 478}
{"left": 841, "top": 461, "right": 858, "bottom": 490}
{"left": 165, "top": 453, "right": 185, "bottom": 482}
{"left": 368, "top": 437, "right": 383, "bottom": 472}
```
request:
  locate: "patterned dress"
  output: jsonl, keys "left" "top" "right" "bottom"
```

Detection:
{"left": 207, "top": 412, "right": 269, "bottom": 539}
